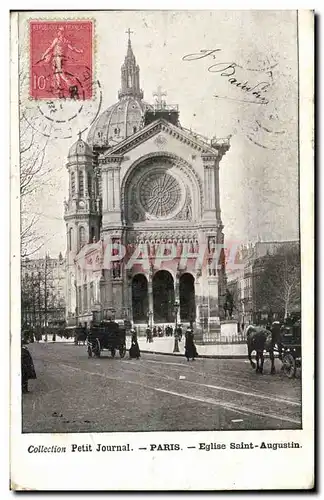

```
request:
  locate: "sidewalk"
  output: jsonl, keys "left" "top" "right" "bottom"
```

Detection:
{"left": 136, "top": 336, "right": 247, "bottom": 358}
{"left": 36, "top": 334, "right": 247, "bottom": 358}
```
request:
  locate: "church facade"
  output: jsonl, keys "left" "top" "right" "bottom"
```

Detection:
{"left": 64, "top": 35, "right": 230, "bottom": 339}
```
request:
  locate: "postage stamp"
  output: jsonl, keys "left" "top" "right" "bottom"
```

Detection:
{"left": 29, "top": 20, "right": 93, "bottom": 100}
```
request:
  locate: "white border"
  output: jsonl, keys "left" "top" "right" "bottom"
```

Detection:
{"left": 7, "top": 7, "right": 315, "bottom": 493}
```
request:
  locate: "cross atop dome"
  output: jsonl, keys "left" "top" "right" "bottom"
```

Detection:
{"left": 153, "top": 86, "right": 167, "bottom": 108}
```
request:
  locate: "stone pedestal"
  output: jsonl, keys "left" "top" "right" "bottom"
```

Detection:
{"left": 195, "top": 316, "right": 221, "bottom": 345}
{"left": 220, "top": 320, "right": 238, "bottom": 341}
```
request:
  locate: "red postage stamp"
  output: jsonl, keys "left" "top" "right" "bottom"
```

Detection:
{"left": 29, "top": 20, "right": 93, "bottom": 100}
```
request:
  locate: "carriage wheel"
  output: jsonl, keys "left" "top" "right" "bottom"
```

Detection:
{"left": 111, "top": 348, "right": 116, "bottom": 358}
{"left": 282, "top": 353, "right": 296, "bottom": 378}
{"left": 119, "top": 345, "right": 126, "bottom": 358}
{"left": 87, "top": 344, "right": 93, "bottom": 358}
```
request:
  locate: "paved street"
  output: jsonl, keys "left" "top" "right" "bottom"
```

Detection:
{"left": 22, "top": 342, "right": 302, "bottom": 433}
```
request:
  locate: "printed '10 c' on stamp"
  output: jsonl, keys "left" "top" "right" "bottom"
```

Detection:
{"left": 29, "top": 20, "right": 93, "bottom": 100}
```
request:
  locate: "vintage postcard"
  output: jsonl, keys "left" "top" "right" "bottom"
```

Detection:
{"left": 10, "top": 10, "right": 314, "bottom": 490}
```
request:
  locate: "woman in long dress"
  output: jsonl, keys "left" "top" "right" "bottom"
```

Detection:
{"left": 185, "top": 328, "right": 198, "bottom": 361}
{"left": 129, "top": 329, "right": 141, "bottom": 359}
{"left": 21, "top": 341, "right": 37, "bottom": 393}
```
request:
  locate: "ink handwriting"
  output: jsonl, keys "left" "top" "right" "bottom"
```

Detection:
{"left": 182, "top": 49, "right": 271, "bottom": 104}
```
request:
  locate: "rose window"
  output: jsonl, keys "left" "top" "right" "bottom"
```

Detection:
{"left": 139, "top": 172, "right": 181, "bottom": 217}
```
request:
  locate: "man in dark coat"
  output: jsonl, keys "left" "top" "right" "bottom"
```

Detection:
{"left": 21, "top": 343, "right": 37, "bottom": 393}
{"left": 184, "top": 327, "right": 198, "bottom": 361}
{"left": 129, "top": 329, "right": 141, "bottom": 359}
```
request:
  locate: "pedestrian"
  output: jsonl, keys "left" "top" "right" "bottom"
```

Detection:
{"left": 21, "top": 340, "right": 37, "bottom": 393}
{"left": 166, "top": 325, "right": 172, "bottom": 337}
{"left": 176, "top": 325, "right": 183, "bottom": 342}
{"left": 184, "top": 327, "right": 198, "bottom": 362}
{"left": 129, "top": 329, "right": 141, "bottom": 359}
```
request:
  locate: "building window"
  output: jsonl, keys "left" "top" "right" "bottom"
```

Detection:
{"left": 133, "top": 126, "right": 137, "bottom": 133}
{"left": 87, "top": 173, "right": 92, "bottom": 197}
{"left": 79, "top": 172, "right": 84, "bottom": 196}
{"left": 68, "top": 228, "right": 73, "bottom": 251}
{"left": 71, "top": 172, "right": 75, "bottom": 196}
{"left": 79, "top": 226, "right": 86, "bottom": 249}
{"left": 90, "top": 226, "right": 96, "bottom": 242}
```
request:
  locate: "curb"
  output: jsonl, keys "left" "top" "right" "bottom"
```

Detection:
{"left": 139, "top": 349, "right": 247, "bottom": 359}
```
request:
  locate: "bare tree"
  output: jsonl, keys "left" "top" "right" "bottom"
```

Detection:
{"left": 19, "top": 57, "right": 53, "bottom": 257}
{"left": 21, "top": 255, "right": 66, "bottom": 336}
{"left": 19, "top": 114, "right": 52, "bottom": 257}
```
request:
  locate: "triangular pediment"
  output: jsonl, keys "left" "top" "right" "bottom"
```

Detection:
{"left": 100, "top": 119, "right": 220, "bottom": 158}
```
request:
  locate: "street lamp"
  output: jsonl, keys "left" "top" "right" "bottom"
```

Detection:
{"left": 173, "top": 300, "right": 180, "bottom": 353}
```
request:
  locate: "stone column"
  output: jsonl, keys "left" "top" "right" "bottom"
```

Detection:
{"left": 202, "top": 154, "right": 218, "bottom": 221}
{"left": 148, "top": 269, "right": 154, "bottom": 323}
{"left": 127, "top": 273, "right": 133, "bottom": 325}
{"left": 99, "top": 274, "right": 105, "bottom": 307}
{"left": 78, "top": 285, "right": 83, "bottom": 318}
{"left": 87, "top": 281, "right": 91, "bottom": 312}
{"left": 74, "top": 280, "right": 78, "bottom": 322}
{"left": 194, "top": 270, "right": 207, "bottom": 344}
{"left": 101, "top": 156, "right": 123, "bottom": 227}
{"left": 75, "top": 169, "right": 79, "bottom": 197}
{"left": 214, "top": 161, "right": 221, "bottom": 224}
{"left": 175, "top": 271, "right": 181, "bottom": 324}
{"left": 105, "top": 269, "right": 113, "bottom": 309}
{"left": 102, "top": 170, "right": 109, "bottom": 212}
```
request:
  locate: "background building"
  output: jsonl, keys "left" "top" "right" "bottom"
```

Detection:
{"left": 21, "top": 253, "right": 66, "bottom": 332}
{"left": 227, "top": 240, "right": 300, "bottom": 327}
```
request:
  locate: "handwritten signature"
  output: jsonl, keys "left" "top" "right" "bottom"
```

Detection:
{"left": 182, "top": 49, "right": 271, "bottom": 105}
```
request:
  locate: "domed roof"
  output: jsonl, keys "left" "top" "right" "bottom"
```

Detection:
{"left": 87, "top": 97, "right": 153, "bottom": 147}
{"left": 68, "top": 134, "right": 93, "bottom": 158}
{"left": 87, "top": 37, "right": 153, "bottom": 148}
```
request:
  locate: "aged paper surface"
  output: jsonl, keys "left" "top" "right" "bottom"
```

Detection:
{"left": 10, "top": 10, "right": 314, "bottom": 490}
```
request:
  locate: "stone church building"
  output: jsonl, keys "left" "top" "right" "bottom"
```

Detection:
{"left": 64, "top": 35, "right": 230, "bottom": 339}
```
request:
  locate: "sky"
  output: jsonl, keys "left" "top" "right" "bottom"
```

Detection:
{"left": 18, "top": 10, "right": 299, "bottom": 258}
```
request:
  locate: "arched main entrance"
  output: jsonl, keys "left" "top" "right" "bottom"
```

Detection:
{"left": 153, "top": 271, "right": 174, "bottom": 323}
{"left": 180, "top": 273, "right": 196, "bottom": 322}
{"left": 132, "top": 274, "right": 148, "bottom": 323}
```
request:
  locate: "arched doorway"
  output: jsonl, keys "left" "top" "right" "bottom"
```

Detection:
{"left": 132, "top": 274, "right": 148, "bottom": 323}
{"left": 180, "top": 273, "right": 196, "bottom": 322}
{"left": 153, "top": 271, "right": 174, "bottom": 323}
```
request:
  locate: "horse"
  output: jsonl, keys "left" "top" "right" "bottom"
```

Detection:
{"left": 246, "top": 325, "right": 276, "bottom": 374}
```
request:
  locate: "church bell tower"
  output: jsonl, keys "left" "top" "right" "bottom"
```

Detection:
{"left": 64, "top": 133, "right": 101, "bottom": 323}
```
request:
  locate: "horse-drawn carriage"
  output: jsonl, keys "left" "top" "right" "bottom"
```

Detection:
{"left": 279, "top": 317, "right": 301, "bottom": 378}
{"left": 246, "top": 314, "right": 301, "bottom": 377}
{"left": 87, "top": 319, "right": 126, "bottom": 358}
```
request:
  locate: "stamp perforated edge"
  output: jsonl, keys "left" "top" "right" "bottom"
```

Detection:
{"left": 25, "top": 16, "right": 97, "bottom": 102}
